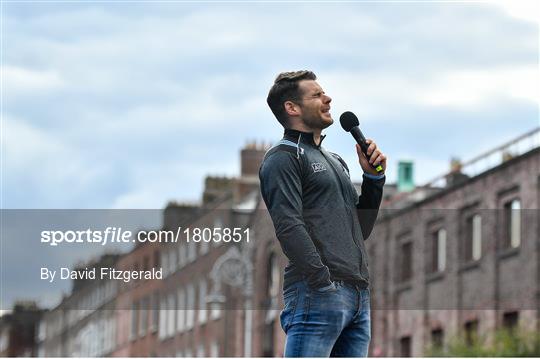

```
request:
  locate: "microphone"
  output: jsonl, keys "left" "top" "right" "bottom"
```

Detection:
{"left": 339, "top": 111, "right": 384, "bottom": 174}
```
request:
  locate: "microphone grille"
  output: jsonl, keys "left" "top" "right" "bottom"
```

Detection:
{"left": 339, "top": 111, "right": 359, "bottom": 132}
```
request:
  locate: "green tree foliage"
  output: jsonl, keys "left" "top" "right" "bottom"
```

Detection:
{"left": 426, "top": 328, "right": 540, "bottom": 357}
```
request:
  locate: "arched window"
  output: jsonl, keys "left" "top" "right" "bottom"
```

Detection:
{"left": 266, "top": 252, "right": 280, "bottom": 300}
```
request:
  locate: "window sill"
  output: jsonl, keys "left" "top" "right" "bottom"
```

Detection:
{"left": 395, "top": 281, "right": 412, "bottom": 293}
{"left": 459, "top": 260, "right": 480, "bottom": 273}
{"left": 497, "top": 247, "right": 520, "bottom": 260}
{"left": 426, "top": 271, "right": 445, "bottom": 284}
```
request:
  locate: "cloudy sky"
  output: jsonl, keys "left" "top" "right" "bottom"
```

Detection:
{"left": 1, "top": 0, "right": 539, "bottom": 313}
{"left": 3, "top": 0, "right": 539, "bottom": 209}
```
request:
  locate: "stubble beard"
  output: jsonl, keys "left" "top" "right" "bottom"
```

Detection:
{"left": 301, "top": 110, "right": 333, "bottom": 131}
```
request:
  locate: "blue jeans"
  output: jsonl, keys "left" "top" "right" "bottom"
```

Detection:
{"left": 280, "top": 280, "right": 371, "bottom": 357}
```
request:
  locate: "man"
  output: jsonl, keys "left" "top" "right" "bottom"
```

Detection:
{"left": 259, "top": 71, "right": 387, "bottom": 357}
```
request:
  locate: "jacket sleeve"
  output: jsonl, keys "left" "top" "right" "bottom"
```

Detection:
{"left": 356, "top": 173, "right": 385, "bottom": 240}
{"left": 259, "top": 151, "right": 332, "bottom": 289}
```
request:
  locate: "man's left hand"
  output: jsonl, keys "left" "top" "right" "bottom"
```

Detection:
{"left": 356, "top": 139, "right": 387, "bottom": 176}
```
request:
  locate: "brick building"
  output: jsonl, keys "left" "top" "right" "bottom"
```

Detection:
{"left": 36, "top": 255, "right": 119, "bottom": 357}
{"left": 366, "top": 132, "right": 540, "bottom": 356}
{"left": 34, "top": 128, "right": 539, "bottom": 357}
{"left": 249, "top": 128, "right": 540, "bottom": 357}
{"left": 0, "top": 302, "right": 43, "bottom": 357}
{"left": 112, "top": 235, "right": 164, "bottom": 357}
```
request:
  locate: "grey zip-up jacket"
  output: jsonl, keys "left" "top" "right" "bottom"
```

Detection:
{"left": 259, "top": 129, "right": 385, "bottom": 290}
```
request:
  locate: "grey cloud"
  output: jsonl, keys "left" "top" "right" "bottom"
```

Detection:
{"left": 3, "top": 2, "right": 537, "bottom": 209}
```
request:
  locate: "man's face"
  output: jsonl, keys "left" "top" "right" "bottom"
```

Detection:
{"left": 296, "top": 80, "right": 333, "bottom": 130}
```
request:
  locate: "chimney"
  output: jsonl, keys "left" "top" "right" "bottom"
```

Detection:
{"left": 202, "top": 176, "right": 234, "bottom": 205}
{"left": 397, "top": 160, "right": 415, "bottom": 192}
{"left": 240, "top": 140, "right": 268, "bottom": 177}
{"left": 163, "top": 203, "right": 201, "bottom": 229}
{"left": 236, "top": 141, "right": 271, "bottom": 201}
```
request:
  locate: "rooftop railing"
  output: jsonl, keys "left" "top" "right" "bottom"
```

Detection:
{"left": 385, "top": 127, "right": 540, "bottom": 206}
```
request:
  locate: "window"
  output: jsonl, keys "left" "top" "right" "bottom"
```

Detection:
{"left": 431, "top": 328, "right": 444, "bottom": 350}
{"left": 38, "top": 321, "right": 46, "bottom": 342}
{"left": 400, "top": 336, "right": 411, "bottom": 357}
{"left": 430, "top": 229, "right": 446, "bottom": 273}
{"left": 139, "top": 297, "right": 148, "bottom": 337}
{"left": 158, "top": 298, "right": 166, "bottom": 339}
{"left": 169, "top": 249, "right": 177, "bottom": 274}
{"left": 210, "top": 302, "right": 221, "bottom": 320}
{"left": 107, "top": 316, "right": 116, "bottom": 352}
{"left": 150, "top": 292, "right": 159, "bottom": 332}
{"left": 464, "top": 320, "right": 478, "bottom": 346}
{"left": 400, "top": 242, "right": 413, "bottom": 282}
{"left": 262, "top": 319, "right": 275, "bottom": 357}
{"left": 167, "top": 293, "right": 176, "bottom": 337}
{"left": 177, "top": 288, "right": 185, "bottom": 333}
{"left": 188, "top": 238, "right": 196, "bottom": 262}
{"left": 464, "top": 214, "right": 482, "bottom": 261}
{"left": 186, "top": 284, "right": 195, "bottom": 329}
{"left": 178, "top": 244, "right": 186, "bottom": 269}
{"left": 210, "top": 281, "right": 221, "bottom": 320}
{"left": 199, "top": 279, "right": 207, "bottom": 324}
{"left": 143, "top": 256, "right": 150, "bottom": 271}
{"left": 200, "top": 237, "right": 209, "bottom": 255}
{"left": 267, "top": 253, "right": 280, "bottom": 299}
{"left": 503, "top": 311, "right": 519, "bottom": 332}
{"left": 130, "top": 301, "right": 138, "bottom": 341}
{"left": 210, "top": 341, "right": 219, "bottom": 357}
{"left": 197, "top": 344, "right": 205, "bottom": 357}
{"left": 162, "top": 250, "right": 169, "bottom": 276}
{"left": 503, "top": 199, "right": 521, "bottom": 249}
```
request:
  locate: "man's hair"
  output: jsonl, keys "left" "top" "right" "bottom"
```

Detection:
{"left": 267, "top": 70, "right": 317, "bottom": 127}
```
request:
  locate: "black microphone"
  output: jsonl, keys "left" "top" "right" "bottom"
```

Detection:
{"left": 339, "top": 111, "right": 384, "bottom": 174}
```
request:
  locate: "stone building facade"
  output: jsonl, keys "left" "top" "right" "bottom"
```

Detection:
{"left": 368, "top": 146, "right": 540, "bottom": 356}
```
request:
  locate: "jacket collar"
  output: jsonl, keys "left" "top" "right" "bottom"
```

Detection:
{"left": 283, "top": 128, "right": 326, "bottom": 148}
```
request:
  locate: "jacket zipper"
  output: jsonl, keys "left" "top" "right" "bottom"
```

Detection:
{"left": 319, "top": 148, "right": 368, "bottom": 283}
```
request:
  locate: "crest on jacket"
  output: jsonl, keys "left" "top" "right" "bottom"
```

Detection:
{"left": 311, "top": 162, "right": 327, "bottom": 173}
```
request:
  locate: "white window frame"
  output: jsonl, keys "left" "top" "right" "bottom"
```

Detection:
{"left": 138, "top": 297, "right": 147, "bottom": 338}
{"left": 167, "top": 293, "right": 176, "bottom": 337}
{"left": 130, "top": 302, "right": 138, "bottom": 341}
{"left": 510, "top": 199, "right": 521, "bottom": 248}
{"left": 437, "top": 229, "right": 446, "bottom": 272}
{"left": 158, "top": 298, "right": 166, "bottom": 340}
{"left": 177, "top": 288, "right": 185, "bottom": 333}
{"left": 199, "top": 279, "right": 207, "bottom": 324}
{"left": 210, "top": 341, "right": 219, "bottom": 357}
{"left": 188, "top": 239, "right": 196, "bottom": 263}
{"left": 472, "top": 214, "right": 482, "bottom": 260}
{"left": 186, "top": 284, "right": 195, "bottom": 330}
